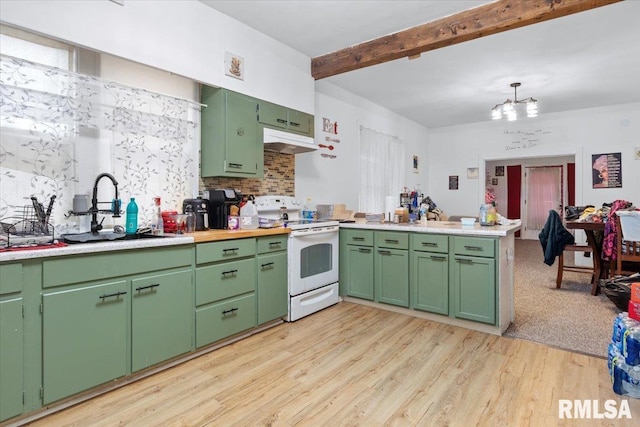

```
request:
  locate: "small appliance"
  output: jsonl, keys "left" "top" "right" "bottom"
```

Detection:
{"left": 182, "top": 198, "right": 209, "bottom": 231}
{"left": 202, "top": 189, "right": 242, "bottom": 229}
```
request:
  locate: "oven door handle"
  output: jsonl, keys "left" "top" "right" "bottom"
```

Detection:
{"left": 290, "top": 226, "right": 339, "bottom": 237}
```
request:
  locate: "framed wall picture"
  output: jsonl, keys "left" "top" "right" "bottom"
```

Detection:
{"left": 492, "top": 178, "right": 498, "bottom": 186}
{"left": 592, "top": 152, "right": 622, "bottom": 188}
{"left": 225, "top": 52, "right": 244, "bottom": 80}
{"left": 413, "top": 155, "right": 419, "bottom": 173}
{"left": 495, "top": 166, "right": 504, "bottom": 176}
{"left": 467, "top": 167, "right": 479, "bottom": 179}
{"left": 449, "top": 175, "right": 459, "bottom": 190}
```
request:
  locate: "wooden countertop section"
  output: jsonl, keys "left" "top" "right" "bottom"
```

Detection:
{"left": 191, "top": 227, "right": 290, "bottom": 243}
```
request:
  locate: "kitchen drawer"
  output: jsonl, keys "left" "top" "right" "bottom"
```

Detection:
{"left": 341, "top": 229, "right": 373, "bottom": 246}
{"left": 452, "top": 236, "right": 495, "bottom": 258}
{"left": 257, "top": 235, "right": 288, "bottom": 254}
{"left": 0, "top": 263, "right": 22, "bottom": 294}
{"left": 196, "top": 258, "right": 256, "bottom": 305}
{"left": 196, "top": 238, "right": 256, "bottom": 265}
{"left": 43, "top": 245, "right": 192, "bottom": 288}
{"left": 195, "top": 293, "right": 256, "bottom": 347}
{"left": 375, "top": 231, "right": 409, "bottom": 250}
{"left": 411, "top": 233, "right": 448, "bottom": 253}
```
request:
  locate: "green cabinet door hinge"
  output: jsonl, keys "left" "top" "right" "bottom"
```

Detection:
{"left": 40, "top": 387, "right": 44, "bottom": 400}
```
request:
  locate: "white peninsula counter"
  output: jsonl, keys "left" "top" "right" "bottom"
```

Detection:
{"left": 339, "top": 220, "right": 521, "bottom": 335}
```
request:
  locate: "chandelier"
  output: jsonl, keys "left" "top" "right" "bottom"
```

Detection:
{"left": 491, "top": 82, "right": 538, "bottom": 121}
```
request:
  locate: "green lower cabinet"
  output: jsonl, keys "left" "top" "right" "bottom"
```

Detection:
{"left": 42, "top": 280, "right": 128, "bottom": 404}
{"left": 344, "top": 245, "right": 374, "bottom": 300}
{"left": 257, "top": 252, "right": 288, "bottom": 324}
{"left": 411, "top": 251, "right": 449, "bottom": 315}
{"left": 0, "top": 298, "right": 24, "bottom": 421}
{"left": 375, "top": 248, "right": 409, "bottom": 307}
{"left": 451, "top": 255, "right": 496, "bottom": 324}
{"left": 131, "top": 269, "right": 192, "bottom": 372}
{"left": 196, "top": 293, "right": 256, "bottom": 347}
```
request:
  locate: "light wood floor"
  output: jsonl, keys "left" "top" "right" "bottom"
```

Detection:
{"left": 26, "top": 302, "right": 640, "bottom": 426}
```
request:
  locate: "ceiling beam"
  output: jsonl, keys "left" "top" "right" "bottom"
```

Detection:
{"left": 311, "top": 0, "right": 623, "bottom": 80}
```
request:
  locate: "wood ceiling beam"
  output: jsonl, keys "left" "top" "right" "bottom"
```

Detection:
{"left": 311, "top": 0, "right": 623, "bottom": 80}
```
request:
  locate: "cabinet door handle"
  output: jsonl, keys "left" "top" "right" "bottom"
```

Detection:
{"left": 268, "top": 242, "right": 282, "bottom": 248}
{"left": 261, "top": 262, "right": 274, "bottom": 269}
{"left": 358, "top": 247, "right": 371, "bottom": 253}
{"left": 464, "top": 245, "right": 483, "bottom": 251}
{"left": 135, "top": 283, "right": 160, "bottom": 292}
{"left": 276, "top": 118, "right": 287, "bottom": 124}
{"left": 378, "top": 250, "right": 391, "bottom": 255}
{"left": 222, "top": 307, "right": 238, "bottom": 316}
{"left": 289, "top": 121, "right": 300, "bottom": 127}
{"left": 228, "top": 163, "right": 243, "bottom": 169}
{"left": 385, "top": 239, "right": 399, "bottom": 244}
{"left": 421, "top": 242, "right": 437, "bottom": 247}
{"left": 455, "top": 258, "right": 474, "bottom": 264}
{"left": 99, "top": 291, "right": 127, "bottom": 301}
{"left": 222, "top": 248, "right": 239, "bottom": 254}
{"left": 352, "top": 237, "right": 365, "bottom": 241}
{"left": 430, "top": 255, "right": 447, "bottom": 261}
{"left": 221, "top": 269, "right": 238, "bottom": 277}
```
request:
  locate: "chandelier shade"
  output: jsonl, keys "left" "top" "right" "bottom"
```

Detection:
{"left": 491, "top": 82, "right": 538, "bottom": 121}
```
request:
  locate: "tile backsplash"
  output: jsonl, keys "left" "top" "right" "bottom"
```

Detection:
{"left": 200, "top": 151, "right": 294, "bottom": 198}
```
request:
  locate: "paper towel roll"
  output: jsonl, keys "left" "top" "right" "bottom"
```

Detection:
{"left": 385, "top": 195, "right": 396, "bottom": 222}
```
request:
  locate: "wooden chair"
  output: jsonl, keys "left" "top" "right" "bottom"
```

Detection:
{"left": 556, "top": 243, "right": 594, "bottom": 289}
{"left": 614, "top": 215, "right": 640, "bottom": 275}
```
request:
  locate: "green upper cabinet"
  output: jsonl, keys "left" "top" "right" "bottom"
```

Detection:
{"left": 201, "top": 86, "right": 263, "bottom": 178}
{"left": 257, "top": 100, "right": 313, "bottom": 136}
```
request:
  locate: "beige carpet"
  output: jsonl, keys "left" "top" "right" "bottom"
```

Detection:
{"left": 503, "top": 239, "right": 620, "bottom": 358}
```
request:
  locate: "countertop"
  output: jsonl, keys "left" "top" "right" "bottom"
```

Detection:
{"left": 0, "top": 227, "right": 291, "bottom": 262}
{"left": 340, "top": 220, "right": 521, "bottom": 237}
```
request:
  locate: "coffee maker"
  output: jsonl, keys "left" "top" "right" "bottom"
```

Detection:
{"left": 203, "top": 189, "right": 243, "bottom": 229}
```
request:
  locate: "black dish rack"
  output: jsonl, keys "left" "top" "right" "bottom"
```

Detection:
{"left": 1, "top": 202, "right": 56, "bottom": 249}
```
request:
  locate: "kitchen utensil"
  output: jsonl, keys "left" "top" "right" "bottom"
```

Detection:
{"left": 30, "top": 196, "right": 47, "bottom": 232}
{"left": 318, "top": 144, "right": 334, "bottom": 150}
{"left": 321, "top": 153, "right": 336, "bottom": 159}
{"left": 44, "top": 195, "right": 56, "bottom": 226}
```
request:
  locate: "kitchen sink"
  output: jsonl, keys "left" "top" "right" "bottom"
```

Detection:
{"left": 62, "top": 231, "right": 169, "bottom": 244}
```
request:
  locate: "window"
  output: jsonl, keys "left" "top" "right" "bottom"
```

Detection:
{"left": 359, "top": 126, "right": 405, "bottom": 213}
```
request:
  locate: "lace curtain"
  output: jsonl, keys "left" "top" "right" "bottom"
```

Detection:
{"left": 526, "top": 166, "right": 562, "bottom": 229}
{"left": 359, "top": 126, "right": 405, "bottom": 213}
{"left": 0, "top": 54, "right": 200, "bottom": 232}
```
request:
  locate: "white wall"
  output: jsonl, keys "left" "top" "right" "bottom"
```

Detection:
{"left": 0, "top": 0, "right": 314, "bottom": 113}
{"left": 295, "top": 81, "right": 429, "bottom": 211}
{"left": 428, "top": 102, "right": 640, "bottom": 217}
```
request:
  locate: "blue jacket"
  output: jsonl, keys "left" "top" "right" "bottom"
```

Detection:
{"left": 538, "top": 210, "right": 575, "bottom": 266}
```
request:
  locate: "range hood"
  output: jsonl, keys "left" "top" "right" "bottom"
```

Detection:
{"left": 263, "top": 127, "right": 316, "bottom": 154}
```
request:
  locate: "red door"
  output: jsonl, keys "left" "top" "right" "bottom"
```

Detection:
{"left": 507, "top": 165, "right": 521, "bottom": 237}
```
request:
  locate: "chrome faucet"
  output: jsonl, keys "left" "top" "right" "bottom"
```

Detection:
{"left": 91, "top": 173, "right": 120, "bottom": 234}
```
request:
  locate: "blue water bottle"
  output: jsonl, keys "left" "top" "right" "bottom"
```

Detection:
{"left": 125, "top": 197, "right": 138, "bottom": 234}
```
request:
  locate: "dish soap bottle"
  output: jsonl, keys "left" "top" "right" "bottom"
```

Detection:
{"left": 125, "top": 197, "right": 138, "bottom": 234}
{"left": 240, "top": 196, "right": 259, "bottom": 229}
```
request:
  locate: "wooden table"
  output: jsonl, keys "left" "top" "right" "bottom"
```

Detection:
{"left": 565, "top": 220, "right": 606, "bottom": 295}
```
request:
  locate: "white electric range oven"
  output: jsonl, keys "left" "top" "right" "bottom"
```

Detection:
{"left": 254, "top": 196, "right": 340, "bottom": 321}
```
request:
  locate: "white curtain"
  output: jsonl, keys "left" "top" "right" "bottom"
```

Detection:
{"left": 359, "top": 127, "right": 405, "bottom": 213}
{"left": 526, "top": 166, "right": 561, "bottom": 229}
{"left": 0, "top": 54, "right": 200, "bottom": 233}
